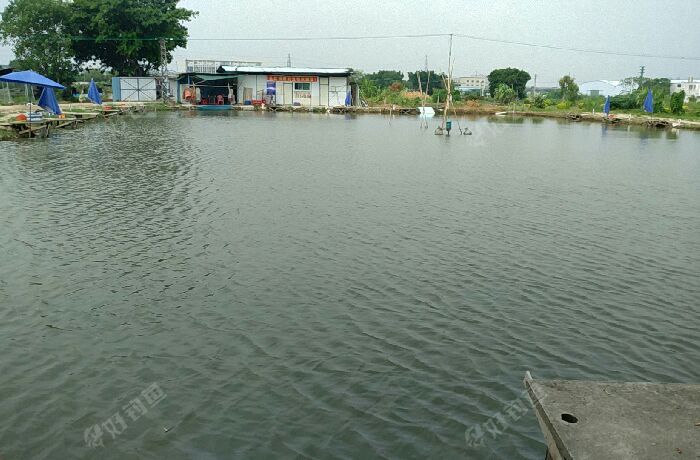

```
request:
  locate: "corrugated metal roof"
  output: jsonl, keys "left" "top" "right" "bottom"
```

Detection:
{"left": 218, "top": 66, "right": 352, "bottom": 76}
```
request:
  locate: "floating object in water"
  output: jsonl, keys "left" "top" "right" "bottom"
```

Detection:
{"left": 418, "top": 106, "right": 435, "bottom": 118}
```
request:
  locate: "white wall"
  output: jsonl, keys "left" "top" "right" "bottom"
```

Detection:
{"left": 234, "top": 74, "right": 348, "bottom": 106}
{"left": 328, "top": 77, "right": 348, "bottom": 106}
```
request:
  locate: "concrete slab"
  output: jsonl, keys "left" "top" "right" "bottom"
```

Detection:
{"left": 524, "top": 372, "right": 700, "bottom": 459}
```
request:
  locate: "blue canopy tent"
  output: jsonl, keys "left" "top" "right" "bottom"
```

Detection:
{"left": 0, "top": 70, "right": 65, "bottom": 89}
{"left": 87, "top": 78, "right": 102, "bottom": 105}
{"left": 0, "top": 70, "right": 65, "bottom": 118}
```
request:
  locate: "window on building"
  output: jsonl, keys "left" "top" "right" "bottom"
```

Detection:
{"left": 677, "top": 84, "right": 682, "bottom": 88}
{"left": 294, "top": 83, "right": 311, "bottom": 91}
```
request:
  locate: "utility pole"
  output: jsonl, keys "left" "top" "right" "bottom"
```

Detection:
{"left": 287, "top": 53, "right": 291, "bottom": 67}
{"left": 533, "top": 74, "right": 537, "bottom": 96}
{"left": 159, "top": 38, "right": 170, "bottom": 101}
{"left": 639, "top": 65, "right": 645, "bottom": 86}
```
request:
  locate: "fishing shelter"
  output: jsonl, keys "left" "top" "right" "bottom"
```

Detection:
{"left": 0, "top": 70, "right": 65, "bottom": 114}
{"left": 176, "top": 73, "right": 238, "bottom": 105}
{"left": 175, "top": 66, "right": 358, "bottom": 108}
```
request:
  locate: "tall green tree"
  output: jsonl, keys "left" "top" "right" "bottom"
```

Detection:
{"left": 362, "top": 70, "right": 404, "bottom": 89}
{"left": 406, "top": 70, "right": 445, "bottom": 94}
{"left": 487, "top": 68, "right": 530, "bottom": 99}
{"left": 558, "top": 75, "right": 579, "bottom": 101}
{"left": 68, "top": 0, "right": 197, "bottom": 76}
{"left": 0, "top": 0, "right": 77, "bottom": 84}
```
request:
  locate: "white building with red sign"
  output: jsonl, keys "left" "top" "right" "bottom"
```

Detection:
{"left": 217, "top": 66, "right": 355, "bottom": 107}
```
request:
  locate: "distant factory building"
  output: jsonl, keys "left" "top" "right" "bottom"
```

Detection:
{"left": 670, "top": 78, "right": 699, "bottom": 102}
{"left": 454, "top": 75, "right": 488, "bottom": 96}
{"left": 578, "top": 80, "right": 636, "bottom": 97}
{"left": 176, "top": 66, "right": 357, "bottom": 108}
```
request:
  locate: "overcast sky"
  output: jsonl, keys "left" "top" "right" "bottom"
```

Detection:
{"left": 1, "top": 0, "right": 698, "bottom": 85}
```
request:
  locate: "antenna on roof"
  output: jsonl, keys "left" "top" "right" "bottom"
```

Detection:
{"left": 287, "top": 53, "right": 291, "bottom": 67}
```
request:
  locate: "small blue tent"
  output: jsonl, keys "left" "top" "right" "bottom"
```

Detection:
{"left": 643, "top": 89, "right": 654, "bottom": 113}
{"left": 87, "top": 78, "right": 102, "bottom": 104}
{"left": 38, "top": 88, "right": 62, "bottom": 115}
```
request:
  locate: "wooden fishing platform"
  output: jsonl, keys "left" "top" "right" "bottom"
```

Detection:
{"left": 524, "top": 372, "right": 700, "bottom": 459}
{"left": 0, "top": 120, "right": 51, "bottom": 138}
{"left": 62, "top": 111, "right": 100, "bottom": 121}
{"left": 0, "top": 116, "right": 79, "bottom": 138}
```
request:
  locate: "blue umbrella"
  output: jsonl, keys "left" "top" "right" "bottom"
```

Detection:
{"left": 38, "top": 87, "right": 62, "bottom": 115}
{"left": 0, "top": 70, "right": 65, "bottom": 89}
{"left": 603, "top": 95, "right": 610, "bottom": 115}
{"left": 87, "top": 78, "right": 102, "bottom": 104}
{"left": 643, "top": 88, "right": 653, "bottom": 113}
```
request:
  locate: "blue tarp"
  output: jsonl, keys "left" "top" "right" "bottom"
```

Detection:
{"left": 0, "top": 70, "right": 65, "bottom": 89}
{"left": 88, "top": 78, "right": 102, "bottom": 104}
{"left": 345, "top": 91, "right": 352, "bottom": 106}
{"left": 643, "top": 89, "right": 654, "bottom": 113}
{"left": 603, "top": 95, "right": 610, "bottom": 115}
{"left": 38, "top": 87, "right": 62, "bottom": 115}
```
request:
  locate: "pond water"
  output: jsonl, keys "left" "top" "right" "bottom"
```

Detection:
{"left": 1, "top": 112, "right": 699, "bottom": 459}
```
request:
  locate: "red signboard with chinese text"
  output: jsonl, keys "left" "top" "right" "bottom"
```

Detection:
{"left": 268, "top": 75, "right": 317, "bottom": 82}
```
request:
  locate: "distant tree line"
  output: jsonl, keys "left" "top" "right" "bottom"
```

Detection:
{"left": 0, "top": 0, "right": 197, "bottom": 84}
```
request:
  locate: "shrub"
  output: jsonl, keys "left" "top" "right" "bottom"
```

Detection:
{"left": 670, "top": 91, "right": 685, "bottom": 114}
{"left": 494, "top": 84, "right": 516, "bottom": 104}
{"left": 556, "top": 101, "right": 571, "bottom": 110}
{"left": 527, "top": 93, "right": 547, "bottom": 109}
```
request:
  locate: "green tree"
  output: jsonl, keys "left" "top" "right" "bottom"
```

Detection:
{"left": 0, "top": 0, "right": 77, "bottom": 84}
{"left": 494, "top": 83, "right": 516, "bottom": 104}
{"left": 69, "top": 0, "right": 197, "bottom": 76}
{"left": 670, "top": 90, "right": 685, "bottom": 114}
{"left": 558, "top": 75, "right": 579, "bottom": 101}
{"left": 406, "top": 70, "right": 445, "bottom": 94}
{"left": 358, "top": 77, "right": 380, "bottom": 99}
{"left": 431, "top": 88, "right": 461, "bottom": 103}
{"left": 487, "top": 68, "right": 530, "bottom": 99}
{"left": 362, "top": 70, "right": 404, "bottom": 89}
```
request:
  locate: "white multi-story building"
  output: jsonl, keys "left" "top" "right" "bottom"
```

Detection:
{"left": 454, "top": 75, "right": 488, "bottom": 96}
{"left": 670, "top": 78, "right": 699, "bottom": 102}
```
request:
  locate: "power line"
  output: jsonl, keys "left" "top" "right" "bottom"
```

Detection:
{"left": 453, "top": 33, "right": 700, "bottom": 61}
{"left": 63, "top": 32, "right": 700, "bottom": 61}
